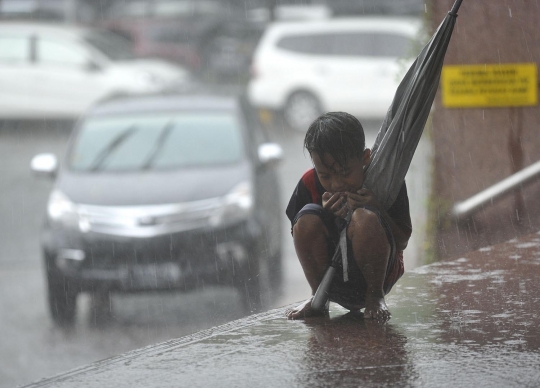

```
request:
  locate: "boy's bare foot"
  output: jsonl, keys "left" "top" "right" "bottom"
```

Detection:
{"left": 364, "top": 295, "right": 391, "bottom": 321}
{"left": 286, "top": 298, "right": 328, "bottom": 320}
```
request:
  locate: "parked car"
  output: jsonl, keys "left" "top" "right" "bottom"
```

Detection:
{"left": 102, "top": 0, "right": 262, "bottom": 78}
{"left": 0, "top": 22, "right": 190, "bottom": 118}
{"left": 102, "top": 19, "right": 204, "bottom": 72}
{"left": 248, "top": 17, "right": 423, "bottom": 131}
{"left": 102, "top": 0, "right": 228, "bottom": 72}
{"left": 31, "top": 92, "right": 284, "bottom": 326}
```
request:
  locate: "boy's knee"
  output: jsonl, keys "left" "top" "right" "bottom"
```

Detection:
{"left": 293, "top": 214, "right": 328, "bottom": 240}
{"left": 347, "top": 208, "right": 385, "bottom": 240}
{"left": 347, "top": 208, "right": 391, "bottom": 259}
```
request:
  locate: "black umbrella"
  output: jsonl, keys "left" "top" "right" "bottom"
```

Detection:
{"left": 312, "top": 0, "right": 465, "bottom": 311}
{"left": 364, "top": 0, "right": 464, "bottom": 208}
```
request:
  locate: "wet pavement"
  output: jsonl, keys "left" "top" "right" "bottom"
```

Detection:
{"left": 24, "top": 232, "right": 540, "bottom": 387}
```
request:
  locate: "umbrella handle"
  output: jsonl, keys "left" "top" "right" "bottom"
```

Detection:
{"left": 449, "top": 0, "right": 464, "bottom": 16}
{"left": 312, "top": 265, "right": 336, "bottom": 312}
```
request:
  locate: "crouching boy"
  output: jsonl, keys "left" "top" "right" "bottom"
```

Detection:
{"left": 285, "top": 112, "right": 412, "bottom": 320}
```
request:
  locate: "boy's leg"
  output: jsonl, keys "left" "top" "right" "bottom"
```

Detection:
{"left": 347, "top": 208, "right": 392, "bottom": 320}
{"left": 293, "top": 214, "right": 330, "bottom": 293}
{"left": 286, "top": 209, "right": 333, "bottom": 319}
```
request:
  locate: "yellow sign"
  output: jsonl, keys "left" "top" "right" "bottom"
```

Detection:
{"left": 442, "top": 63, "right": 538, "bottom": 108}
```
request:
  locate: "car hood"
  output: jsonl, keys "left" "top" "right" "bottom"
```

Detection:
{"left": 57, "top": 162, "right": 251, "bottom": 207}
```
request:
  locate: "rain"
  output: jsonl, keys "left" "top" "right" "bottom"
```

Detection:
{"left": 1, "top": 0, "right": 540, "bottom": 387}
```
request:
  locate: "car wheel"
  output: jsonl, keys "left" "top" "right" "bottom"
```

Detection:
{"left": 89, "top": 289, "right": 113, "bottom": 327}
{"left": 283, "top": 91, "right": 322, "bottom": 132}
{"left": 46, "top": 266, "right": 78, "bottom": 327}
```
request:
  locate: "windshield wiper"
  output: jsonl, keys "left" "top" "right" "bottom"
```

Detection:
{"left": 89, "top": 125, "right": 138, "bottom": 171}
{"left": 140, "top": 121, "right": 175, "bottom": 170}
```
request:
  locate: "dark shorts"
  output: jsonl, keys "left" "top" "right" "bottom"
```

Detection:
{"left": 292, "top": 203, "right": 404, "bottom": 310}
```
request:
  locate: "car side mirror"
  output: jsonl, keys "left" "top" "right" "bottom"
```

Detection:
{"left": 31, "top": 153, "right": 58, "bottom": 179}
{"left": 258, "top": 143, "right": 283, "bottom": 167}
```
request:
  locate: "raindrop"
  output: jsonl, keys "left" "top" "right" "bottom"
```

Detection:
{"left": 508, "top": 8, "right": 512, "bottom": 17}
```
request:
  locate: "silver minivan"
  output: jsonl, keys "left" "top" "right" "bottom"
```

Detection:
{"left": 31, "top": 92, "right": 284, "bottom": 326}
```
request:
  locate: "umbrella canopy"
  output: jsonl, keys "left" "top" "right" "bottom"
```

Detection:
{"left": 363, "top": 0, "right": 464, "bottom": 209}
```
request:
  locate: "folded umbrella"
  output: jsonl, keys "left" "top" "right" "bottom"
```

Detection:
{"left": 365, "top": 0, "right": 463, "bottom": 208}
{"left": 312, "top": 0, "right": 465, "bottom": 312}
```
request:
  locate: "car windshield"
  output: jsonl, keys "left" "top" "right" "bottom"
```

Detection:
{"left": 69, "top": 111, "right": 245, "bottom": 172}
{"left": 84, "top": 31, "right": 135, "bottom": 61}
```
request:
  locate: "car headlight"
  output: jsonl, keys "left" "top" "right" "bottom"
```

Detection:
{"left": 47, "top": 190, "right": 78, "bottom": 225}
{"left": 210, "top": 181, "right": 253, "bottom": 227}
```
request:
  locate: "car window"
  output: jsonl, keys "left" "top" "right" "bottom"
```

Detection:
{"left": 276, "top": 34, "right": 333, "bottom": 55}
{"left": 37, "top": 38, "right": 88, "bottom": 67}
{"left": 84, "top": 31, "right": 135, "bottom": 61}
{"left": 373, "top": 33, "right": 412, "bottom": 57}
{"left": 277, "top": 31, "right": 412, "bottom": 58}
{"left": 0, "top": 35, "right": 30, "bottom": 62}
{"left": 330, "top": 32, "right": 374, "bottom": 56}
{"left": 69, "top": 112, "right": 246, "bottom": 172}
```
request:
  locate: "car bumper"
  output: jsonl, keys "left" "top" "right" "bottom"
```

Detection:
{"left": 42, "top": 220, "right": 262, "bottom": 293}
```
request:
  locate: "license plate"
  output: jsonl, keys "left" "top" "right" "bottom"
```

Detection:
{"left": 129, "top": 263, "right": 181, "bottom": 289}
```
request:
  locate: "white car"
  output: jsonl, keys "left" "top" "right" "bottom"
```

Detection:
{"left": 248, "top": 17, "right": 423, "bottom": 131}
{"left": 0, "top": 22, "right": 190, "bottom": 118}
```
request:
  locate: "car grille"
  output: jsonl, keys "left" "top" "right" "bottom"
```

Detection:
{"left": 80, "top": 225, "right": 246, "bottom": 272}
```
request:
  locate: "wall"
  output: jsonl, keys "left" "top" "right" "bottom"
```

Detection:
{"left": 430, "top": 0, "right": 540, "bottom": 259}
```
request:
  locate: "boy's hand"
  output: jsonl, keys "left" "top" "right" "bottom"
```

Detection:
{"left": 322, "top": 192, "right": 348, "bottom": 218}
{"left": 347, "top": 188, "right": 381, "bottom": 211}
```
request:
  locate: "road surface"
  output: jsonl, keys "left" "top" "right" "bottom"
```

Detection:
{"left": 0, "top": 115, "right": 430, "bottom": 387}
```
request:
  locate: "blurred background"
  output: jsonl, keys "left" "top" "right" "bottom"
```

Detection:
{"left": 0, "top": 0, "right": 432, "bottom": 386}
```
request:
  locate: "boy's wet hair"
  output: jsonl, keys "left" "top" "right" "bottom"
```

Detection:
{"left": 304, "top": 112, "right": 366, "bottom": 167}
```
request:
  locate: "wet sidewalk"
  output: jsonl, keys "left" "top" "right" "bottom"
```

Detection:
{"left": 26, "top": 232, "right": 540, "bottom": 388}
